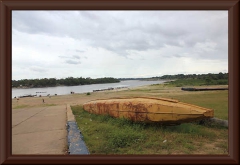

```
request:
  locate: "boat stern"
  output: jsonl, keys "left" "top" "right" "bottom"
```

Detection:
{"left": 203, "top": 109, "right": 214, "bottom": 118}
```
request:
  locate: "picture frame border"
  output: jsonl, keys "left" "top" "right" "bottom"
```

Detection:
{"left": 0, "top": 0, "right": 239, "bottom": 164}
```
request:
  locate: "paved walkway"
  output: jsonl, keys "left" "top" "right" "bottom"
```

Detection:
{"left": 12, "top": 105, "right": 67, "bottom": 154}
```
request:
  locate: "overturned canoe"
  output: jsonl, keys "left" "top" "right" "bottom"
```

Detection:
{"left": 83, "top": 97, "right": 214, "bottom": 124}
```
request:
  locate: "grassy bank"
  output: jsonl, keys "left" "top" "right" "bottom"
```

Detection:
{"left": 71, "top": 84, "right": 228, "bottom": 154}
{"left": 127, "top": 84, "right": 228, "bottom": 120}
{"left": 72, "top": 105, "right": 228, "bottom": 154}
{"left": 164, "top": 78, "right": 228, "bottom": 87}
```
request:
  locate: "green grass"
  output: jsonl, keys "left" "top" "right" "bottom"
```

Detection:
{"left": 165, "top": 78, "right": 227, "bottom": 87}
{"left": 169, "top": 91, "right": 228, "bottom": 120}
{"left": 127, "top": 84, "right": 228, "bottom": 120}
{"left": 13, "top": 104, "right": 57, "bottom": 109}
{"left": 42, "top": 103, "right": 57, "bottom": 107}
{"left": 12, "top": 104, "right": 29, "bottom": 109}
{"left": 165, "top": 79, "right": 206, "bottom": 87}
{"left": 71, "top": 105, "right": 228, "bottom": 155}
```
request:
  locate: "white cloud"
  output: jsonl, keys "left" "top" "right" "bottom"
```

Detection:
{"left": 194, "top": 40, "right": 217, "bottom": 53}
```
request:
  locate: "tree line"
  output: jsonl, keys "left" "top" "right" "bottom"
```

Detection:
{"left": 154, "top": 72, "right": 228, "bottom": 86}
{"left": 12, "top": 72, "right": 228, "bottom": 88}
{"left": 156, "top": 72, "right": 228, "bottom": 80}
{"left": 12, "top": 77, "right": 120, "bottom": 88}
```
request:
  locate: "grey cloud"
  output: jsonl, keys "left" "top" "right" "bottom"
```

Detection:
{"left": 173, "top": 54, "right": 185, "bottom": 58}
{"left": 59, "top": 55, "right": 82, "bottom": 64}
{"left": 59, "top": 55, "right": 81, "bottom": 59}
{"left": 12, "top": 11, "right": 57, "bottom": 35}
{"left": 163, "top": 54, "right": 184, "bottom": 58}
{"left": 58, "top": 55, "right": 68, "bottom": 59}
{"left": 65, "top": 60, "right": 81, "bottom": 65}
{"left": 78, "top": 11, "right": 100, "bottom": 20}
{"left": 12, "top": 11, "right": 227, "bottom": 60}
{"left": 30, "top": 66, "right": 47, "bottom": 72}
{"left": 75, "top": 49, "right": 85, "bottom": 53}
{"left": 67, "top": 49, "right": 85, "bottom": 53}
{"left": 72, "top": 55, "right": 80, "bottom": 59}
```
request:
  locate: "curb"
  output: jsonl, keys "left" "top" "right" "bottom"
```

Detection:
{"left": 66, "top": 104, "right": 90, "bottom": 154}
{"left": 200, "top": 117, "right": 228, "bottom": 128}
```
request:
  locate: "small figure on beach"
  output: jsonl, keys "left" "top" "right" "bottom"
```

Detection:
{"left": 42, "top": 99, "right": 45, "bottom": 103}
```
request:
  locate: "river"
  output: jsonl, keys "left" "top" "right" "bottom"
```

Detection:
{"left": 12, "top": 80, "right": 166, "bottom": 98}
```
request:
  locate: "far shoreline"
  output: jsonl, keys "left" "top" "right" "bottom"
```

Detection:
{"left": 11, "top": 79, "right": 171, "bottom": 90}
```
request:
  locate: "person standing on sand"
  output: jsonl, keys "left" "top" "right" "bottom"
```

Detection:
{"left": 42, "top": 99, "right": 45, "bottom": 103}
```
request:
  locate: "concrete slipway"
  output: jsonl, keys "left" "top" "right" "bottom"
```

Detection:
{"left": 12, "top": 105, "right": 89, "bottom": 155}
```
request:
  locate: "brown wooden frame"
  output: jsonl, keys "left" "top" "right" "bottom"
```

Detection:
{"left": 0, "top": 0, "right": 239, "bottom": 164}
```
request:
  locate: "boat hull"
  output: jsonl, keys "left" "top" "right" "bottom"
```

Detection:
{"left": 83, "top": 97, "right": 214, "bottom": 124}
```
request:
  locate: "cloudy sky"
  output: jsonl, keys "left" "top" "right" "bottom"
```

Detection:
{"left": 12, "top": 10, "right": 228, "bottom": 80}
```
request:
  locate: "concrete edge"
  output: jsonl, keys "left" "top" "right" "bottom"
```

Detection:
{"left": 67, "top": 104, "right": 76, "bottom": 122}
{"left": 199, "top": 117, "right": 228, "bottom": 128}
{"left": 66, "top": 104, "right": 90, "bottom": 154}
{"left": 209, "top": 117, "right": 228, "bottom": 128}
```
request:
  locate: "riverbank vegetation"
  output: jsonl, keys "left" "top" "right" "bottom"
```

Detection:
{"left": 12, "top": 72, "right": 227, "bottom": 88}
{"left": 154, "top": 72, "right": 228, "bottom": 87}
{"left": 165, "top": 78, "right": 228, "bottom": 87}
{"left": 12, "top": 77, "right": 120, "bottom": 88}
{"left": 158, "top": 72, "right": 228, "bottom": 80}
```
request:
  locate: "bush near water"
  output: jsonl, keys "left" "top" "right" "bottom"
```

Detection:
{"left": 155, "top": 72, "right": 228, "bottom": 86}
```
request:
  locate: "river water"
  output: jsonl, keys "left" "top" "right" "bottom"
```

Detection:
{"left": 12, "top": 80, "right": 166, "bottom": 98}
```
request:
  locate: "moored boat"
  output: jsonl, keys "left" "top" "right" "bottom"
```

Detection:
{"left": 83, "top": 97, "right": 214, "bottom": 124}
{"left": 181, "top": 87, "right": 228, "bottom": 91}
{"left": 19, "top": 94, "right": 37, "bottom": 98}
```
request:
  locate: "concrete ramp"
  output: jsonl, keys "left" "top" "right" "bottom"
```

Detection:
{"left": 12, "top": 105, "right": 67, "bottom": 154}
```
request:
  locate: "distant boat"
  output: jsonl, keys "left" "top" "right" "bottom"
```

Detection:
{"left": 181, "top": 87, "right": 228, "bottom": 91}
{"left": 83, "top": 97, "right": 214, "bottom": 124}
{"left": 19, "top": 94, "right": 37, "bottom": 98}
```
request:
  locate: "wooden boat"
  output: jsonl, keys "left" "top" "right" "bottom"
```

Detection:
{"left": 83, "top": 97, "right": 214, "bottom": 124}
{"left": 19, "top": 94, "right": 37, "bottom": 98}
{"left": 181, "top": 87, "right": 228, "bottom": 91}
